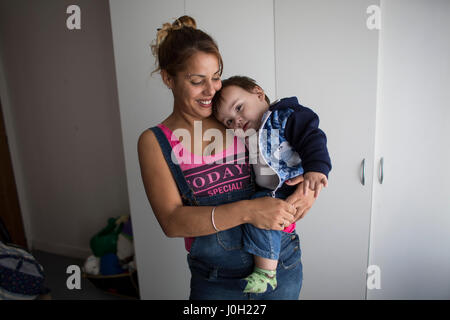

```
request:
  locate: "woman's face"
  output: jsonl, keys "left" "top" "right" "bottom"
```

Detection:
{"left": 167, "top": 51, "right": 222, "bottom": 119}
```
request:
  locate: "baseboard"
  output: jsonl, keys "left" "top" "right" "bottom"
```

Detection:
{"left": 31, "top": 239, "right": 91, "bottom": 260}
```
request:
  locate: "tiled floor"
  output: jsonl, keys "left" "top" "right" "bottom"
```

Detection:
{"left": 31, "top": 249, "right": 137, "bottom": 300}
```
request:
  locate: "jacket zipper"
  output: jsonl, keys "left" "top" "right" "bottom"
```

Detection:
{"left": 258, "top": 111, "right": 283, "bottom": 198}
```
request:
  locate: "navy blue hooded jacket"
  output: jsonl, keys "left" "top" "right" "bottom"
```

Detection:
{"left": 256, "top": 96, "right": 332, "bottom": 192}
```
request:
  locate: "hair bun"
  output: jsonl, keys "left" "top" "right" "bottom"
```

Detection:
{"left": 152, "top": 15, "right": 197, "bottom": 57}
{"left": 173, "top": 15, "right": 197, "bottom": 29}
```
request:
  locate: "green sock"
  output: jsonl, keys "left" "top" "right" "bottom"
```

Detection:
{"left": 242, "top": 267, "right": 277, "bottom": 294}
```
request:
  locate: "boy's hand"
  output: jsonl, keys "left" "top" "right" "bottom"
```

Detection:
{"left": 303, "top": 172, "right": 328, "bottom": 198}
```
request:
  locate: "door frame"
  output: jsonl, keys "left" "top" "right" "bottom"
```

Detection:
{"left": 0, "top": 96, "right": 27, "bottom": 248}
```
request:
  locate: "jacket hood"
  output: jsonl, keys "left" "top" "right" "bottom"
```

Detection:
{"left": 269, "top": 97, "right": 300, "bottom": 111}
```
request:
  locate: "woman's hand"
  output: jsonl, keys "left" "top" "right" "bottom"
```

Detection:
{"left": 246, "top": 197, "right": 296, "bottom": 231}
{"left": 285, "top": 176, "right": 317, "bottom": 221}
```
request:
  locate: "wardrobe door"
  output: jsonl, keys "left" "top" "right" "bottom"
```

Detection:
{"left": 109, "top": 0, "right": 188, "bottom": 300}
{"left": 368, "top": 0, "right": 450, "bottom": 299}
{"left": 275, "top": 0, "right": 380, "bottom": 299}
{"left": 110, "top": 0, "right": 277, "bottom": 300}
{"left": 186, "top": 0, "right": 276, "bottom": 97}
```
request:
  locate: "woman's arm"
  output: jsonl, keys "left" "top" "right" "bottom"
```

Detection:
{"left": 138, "top": 130, "right": 296, "bottom": 238}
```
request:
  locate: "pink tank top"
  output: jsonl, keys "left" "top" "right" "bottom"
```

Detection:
{"left": 158, "top": 124, "right": 250, "bottom": 251}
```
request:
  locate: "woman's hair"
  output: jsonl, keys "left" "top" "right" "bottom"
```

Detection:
{"left": 212, "top": 76, "right": 271, "bottom": 114}
{"left": 151, "top": 15, "right": 223, "bottom": 77}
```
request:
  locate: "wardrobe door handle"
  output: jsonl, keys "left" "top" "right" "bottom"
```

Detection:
{"left": 361, "top": 158, "right": 366, "bottom": 186}
{"left": 379, "top": 157, "right": 384, "bottom": 184}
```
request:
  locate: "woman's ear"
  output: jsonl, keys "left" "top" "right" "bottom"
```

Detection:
{"left": 160, "top": 70, "right": 174, "bottom": 90}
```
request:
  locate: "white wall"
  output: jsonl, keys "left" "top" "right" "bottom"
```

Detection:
{"left": 0, "top": 0, "right": 129, "bottom": 258}
{"left": 109, "top": 0, "right": 187, "bottom": 300}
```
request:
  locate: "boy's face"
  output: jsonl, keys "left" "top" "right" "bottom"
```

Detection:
{"left": 215, "top": 85, "right": 269, "bottom": 132}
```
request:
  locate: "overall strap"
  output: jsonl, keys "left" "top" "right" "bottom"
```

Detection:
{"left": 149, "top": 126, "right": 197, "bottom": 205}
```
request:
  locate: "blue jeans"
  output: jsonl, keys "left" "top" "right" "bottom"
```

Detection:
{"left": 188, "top": 231, "right": 302, "bottom": 300}
{"left": 188, "top": 185, "right": 302, "bottom": 300}
{"left": 243, "top": 185, "right": 297, "bottom": 261}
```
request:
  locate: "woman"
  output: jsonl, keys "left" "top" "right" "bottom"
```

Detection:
{"left": 138, "top": 15, "right": 315, "bottom": 300}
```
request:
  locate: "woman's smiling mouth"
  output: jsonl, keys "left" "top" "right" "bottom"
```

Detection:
{"left": 198, "top": 99, "right": 212, "bottom": 108}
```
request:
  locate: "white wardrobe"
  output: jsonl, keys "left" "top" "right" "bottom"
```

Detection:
{"left": 367, "top": 0, "right": 450, "bottom": 299}
{"left": 109, "top": 0, "right": 450, "bottom": 299}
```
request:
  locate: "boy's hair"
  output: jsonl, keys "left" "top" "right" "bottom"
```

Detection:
{"left": 212, "top": 76, "right": 270, "bottom": 115}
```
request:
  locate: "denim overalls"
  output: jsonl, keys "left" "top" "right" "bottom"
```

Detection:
{"left": 150, "top": 126, "right": 303, "bottom": 300}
